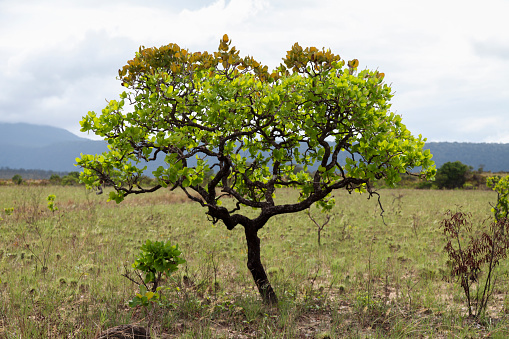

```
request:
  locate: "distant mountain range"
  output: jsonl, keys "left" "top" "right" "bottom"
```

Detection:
{"left": 0, "top": 123, "right": 107, "bottom": 173}
{"left": 1, "top": 123, "right": 508, "bottom": 176}
{"left": 424, "top": 142, "right": 509, "bottom": 173}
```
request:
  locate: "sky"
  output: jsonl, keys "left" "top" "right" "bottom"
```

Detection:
{"left": 0, "top": 0, "right": 508, "bottom": 143}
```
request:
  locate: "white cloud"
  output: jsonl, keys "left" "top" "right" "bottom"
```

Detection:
{"left": 459, "top": 117, "right": 500, "bottom": 133}
{"left": 0, "top": 0, "right": 508, "bottom": 143}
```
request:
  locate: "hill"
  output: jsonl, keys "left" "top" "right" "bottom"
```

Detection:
{"left": 424, "top": 142, "right": 509, "bottom": 172}
{"left": 0, "top": 122, "right": 108, "bottom": 173}
{"left": 0, "top": 122, "right": 84, "bottom": 147}
{"left": 1, "top": 123, "right": 509, "bottom": 177}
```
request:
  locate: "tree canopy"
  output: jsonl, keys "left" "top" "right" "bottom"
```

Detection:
{"left": 76, "top": 34, "right": 435, "bottom": 303}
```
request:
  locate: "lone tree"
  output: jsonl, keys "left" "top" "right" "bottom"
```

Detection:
{"left": 436, "top": 161, "right": 471, "bottom": 189}
{"left": 76, "top": 35, "right": 435, "bottom": 304}
{"left": 11, "top": 174, "right": 23, "bottom": 185}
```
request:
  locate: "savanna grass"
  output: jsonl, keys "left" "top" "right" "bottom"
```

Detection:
{"left": 1, "top": 184, "right": 508, "bottom": 338}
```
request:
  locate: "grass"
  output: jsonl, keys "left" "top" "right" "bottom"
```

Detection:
{"left": 1, "top": 185, "right": 509, "bottom": 338}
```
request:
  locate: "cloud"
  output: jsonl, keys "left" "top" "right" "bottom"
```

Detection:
{"left": 474, "top": 40, "right": 509, "bottom": 61}
{"left": 460, "top": 116, "right": 509, "bottom": 143}
{"left": 0, "top": 0, "right": 277, "bottom": 139}
{"left": 0, "top": 0, "right": 508, "bottom": 143}
{"left": 0, "top": 30, "right": 137, "bottom": 137}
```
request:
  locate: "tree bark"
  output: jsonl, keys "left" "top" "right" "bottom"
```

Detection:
{"left": 244, "top": 226, "right": 278, "bottom": 305}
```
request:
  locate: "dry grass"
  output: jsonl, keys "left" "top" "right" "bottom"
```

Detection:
{"left": 1, "top": 186, "right": 509, "bottom": 338}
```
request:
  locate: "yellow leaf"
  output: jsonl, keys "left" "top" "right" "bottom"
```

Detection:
{"left": 146, "top": 292, "right": 155, "bottom": 300}
{"left": 348, "top": 59, "right": 359, "bottom": 68}
{"left": 223, "top": 34, "right": 229, "bottom": 42}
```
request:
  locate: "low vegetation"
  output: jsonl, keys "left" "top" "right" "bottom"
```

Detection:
{"left": 0, "top": 167, "right": 69, "bottom": 181}
{"left": 2, "top": 185, "right": 509, "bottom": 338}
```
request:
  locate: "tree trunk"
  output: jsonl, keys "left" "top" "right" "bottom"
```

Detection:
{"left": 244, "top": 226, "right": 278, "bottom": 305}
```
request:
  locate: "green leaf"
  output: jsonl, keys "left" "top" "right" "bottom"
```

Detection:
{"left": 128, "top": 297, "right": 142, "bottom": 308}
{"left": 146, "top": 291, "right": 155, "bottom": 301}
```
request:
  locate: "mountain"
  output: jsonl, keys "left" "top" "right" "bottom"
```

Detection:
{"left": 0, "top": 123, "right": 85, "bottom": 148}
{"left": 1, "top": 123, "right": 509, "bottom": 175}
{"left": 0, "top": 123, "right": 108, "bottom": 172}
{"left": 424, "top": 142, "right": 509, "bottom": 172}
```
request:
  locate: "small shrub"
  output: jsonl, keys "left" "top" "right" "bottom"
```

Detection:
{"left": 487, "top": 175, "right": 509, "bottom": 223}
{"left": 12, "top": 174, "right": 23, "bottom": 185}
{"left": 123, "top": 240, "right": 185, "bottom": 305}
{"left": 306, "top": 205, "right": 335, "bottom": 246}
{"left": 122, "top": 240, "right": 185, "bottom": 329}
{"left": 19, "top": 194, "right": 60, "bottom": 273}
{"left": 416, "top": 181, "right": 433, "bottom": 189}
{"left": 138, "top": 175, "right": 155, "bottom": 186}
{"left": 49, "top": 174, "right": 62, "bottom": 185}
{"left": 61, "top": 173, "right": 79, "bottom": 186}
{"left": 132, "top": 240, "right": 185, "bottom": 291}
{"left": 441, "top": 210, "right": 509, "bottom": 318}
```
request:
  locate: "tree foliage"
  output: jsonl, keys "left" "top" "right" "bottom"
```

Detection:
{"left": 76, "top": 34, "right": 435, "bottom": 303}
{"left": 436, "top": 161, "right": 471, "bottom": 189}
{"left": 487, "top": 175, "right": 509, "bottom": 222}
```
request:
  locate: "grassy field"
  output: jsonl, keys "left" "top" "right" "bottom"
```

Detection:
{"left": 1, "top": 185, "right": 508, "bottom": 338}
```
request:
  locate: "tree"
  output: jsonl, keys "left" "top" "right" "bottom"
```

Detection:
{"left": 62, "top": 171, "right": 81, "bottom": 186}
{"left": 436, "top": 161, "right": 471, "bottom": 189}
{"left": 76, "top": 34, "right": 435, "bottom": 304}
{"left": 49, "top": 174, "right": 62, "bottom": 185}
{"left": 11, "top": 174, "right": 23, "bottom": 185}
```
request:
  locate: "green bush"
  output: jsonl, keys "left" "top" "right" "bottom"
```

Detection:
{"left": 133, "top": 240, "right": 185, "bottom": 287}
{"left": 435, "top": 161, "right": 471, "bottom": 189}
{"left": 49, "top": 174, "right": 62, "bottom": 185}
{"left": 11, "top": 174, "right": 23, "bottom": 185}
{"left": 126, "top": 240, "right": 185, "bottom": 308}
{"left": 61, "top": 172, "right": 81, "bottom": 186}
{"left": 416, "top": 181, "right": 433, "bottom": 189}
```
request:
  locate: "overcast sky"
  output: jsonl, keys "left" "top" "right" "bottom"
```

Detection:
{"left": 1, "top": 0, "right": 508, "bottom": 142}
